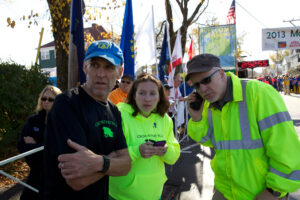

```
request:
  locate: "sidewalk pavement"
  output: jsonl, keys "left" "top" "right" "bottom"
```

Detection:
{"left": 162, "top": 139, "right": 215, "bottom": 200}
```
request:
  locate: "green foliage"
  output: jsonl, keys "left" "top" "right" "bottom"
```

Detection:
{"left": 0, "top": 62, "right": 50, "bottom": 158}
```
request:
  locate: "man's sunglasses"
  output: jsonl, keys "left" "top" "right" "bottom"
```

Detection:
{"left": 121, "top": 80, "right": 132, "bottom": 84}
{"left": 41, "top": 97, "right": 55, "bottom": 102}
{"left": 193, "top": 69, "right": 220, "bottom": 89}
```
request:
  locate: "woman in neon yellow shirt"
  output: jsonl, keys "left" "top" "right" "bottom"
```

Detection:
{"left": 109, "top": 73, "right": 180, "bottom": 200}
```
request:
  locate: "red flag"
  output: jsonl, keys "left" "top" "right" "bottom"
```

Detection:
{"left": 226, "top": 0, "right": 236, "bottom": 24}
{"left": 168, "top": 30, "right": 182, "bottom": 87}
{"left": 188, "top": 39, "right": 194, "bottom": 60}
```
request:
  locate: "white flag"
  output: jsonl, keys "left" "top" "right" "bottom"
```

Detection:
{"left": 168, "top": 30, "right": 182, "bottom": 87}
{"left": 134, "top": 10, "right": 156, "bottom": 72}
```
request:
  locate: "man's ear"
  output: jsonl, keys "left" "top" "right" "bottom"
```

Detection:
{"left": 83, "top": 62, "right": 88, "bottom": 75}
{"left": 117, "top": 67, "right": 124, "bottom": 79}
{"left": 220, "top": 69, "right": 226, "bottom": 80}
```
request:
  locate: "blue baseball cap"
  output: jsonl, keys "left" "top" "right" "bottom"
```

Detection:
{"left": 84, "top": 40, "right": 124, "bottom": 66}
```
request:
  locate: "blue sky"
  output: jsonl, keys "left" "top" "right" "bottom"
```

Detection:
{"left": 1, "top": 0, "right": 300, "bottom": 70}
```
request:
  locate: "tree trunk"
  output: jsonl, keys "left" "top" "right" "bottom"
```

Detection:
{"left": 47, "top": 0, "right": 71, "bottom": 91}
{"left": 165, "top": 0, "right": 208, "bottom": 62}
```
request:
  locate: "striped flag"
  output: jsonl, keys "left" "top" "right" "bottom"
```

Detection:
{"left": 68, "top": 0, "right": 85, "bottom": 88}
{"left": 120, "top": 0, "right": 135, "bottom": 78}
{"left": 226, "top": 0, "right": 236, "bottom": 24}
{"left": 188, "top": 39, "right": 194, "bottom": 60}
{"left": 168, "top": 30, "right": 182, "bottom": 87}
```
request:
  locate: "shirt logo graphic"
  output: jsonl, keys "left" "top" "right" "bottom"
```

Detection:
{"left": 33, "top": 127, "right": 40, "bottom": 132}
{"left": 102, "top": 127, "right": 114, "bottom": 138}
{"left": 153, "top": 122, "right": 157, "bottom": 128}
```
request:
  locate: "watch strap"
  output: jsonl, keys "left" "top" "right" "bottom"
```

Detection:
{"left": 99, "top": 155, "right": 110, "bottom": 173}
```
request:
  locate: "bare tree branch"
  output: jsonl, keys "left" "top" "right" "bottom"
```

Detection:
{"left": 191, "top": 0, "right": 209, "bottom": 24}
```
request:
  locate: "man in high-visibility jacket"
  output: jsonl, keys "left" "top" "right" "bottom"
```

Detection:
{"left": 186, "top": 54, "right": 300, "bottom": 200}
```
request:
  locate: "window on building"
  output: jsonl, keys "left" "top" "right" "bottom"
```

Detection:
{"left": 41, "top": 51, "right": 50, "bottom": 60}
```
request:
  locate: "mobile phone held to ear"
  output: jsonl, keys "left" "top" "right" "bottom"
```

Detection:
{"left": 153, "top": 140, "right": 166, "bottom": 147}
{"left": 190, "top": 92, "right": 203, "bottom": 111}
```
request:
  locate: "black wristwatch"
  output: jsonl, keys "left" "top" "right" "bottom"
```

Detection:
{"left": 267, "top": 188, "right": 281, "bottom": 198}
{"left": 99, "top": 155, "right": 110, "bottom": 173}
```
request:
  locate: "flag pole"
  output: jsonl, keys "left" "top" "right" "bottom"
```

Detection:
{"left": 234, "top": 0, "right": 238, "bottom": 77}
{"left": 166, "top": 22, "right": 173, "bottom": 83}
{"left": 152, "top": 5, "right": 158, "bottom": 76}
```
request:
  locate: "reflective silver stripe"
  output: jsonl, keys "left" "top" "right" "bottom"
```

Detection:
{"left": 270, "top": 166, "right": 300, "bottom": 181}
{"left": 239, "top": 81, "right": 251, "bottom": 141}
{"left": 214, "top": 139, "right": 263, "bottom": 150}
{"left": 207, "top": 80, "right": 264, "bottom": 150}
{"left": 200, "top": 109, "right": 213, "bottom": 143}
{"left": 258, "top": 111, "right": 292, "bottom": 132}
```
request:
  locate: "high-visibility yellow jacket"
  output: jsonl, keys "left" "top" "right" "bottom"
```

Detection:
{"left": 109, "top": 103, "right": 180, "bottom": 200}
{"left": 188, "top": 72, "right": 300, "bottom": 200}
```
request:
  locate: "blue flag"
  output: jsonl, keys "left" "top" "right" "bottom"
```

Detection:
{"left": 158, "top": 25, "right": 170, "bottom": 84}
{"left": 120, "top": 0, "right": 135, "bottom": 78}
{"left": 68, "top": 0, "right": 85, "bottom": 87}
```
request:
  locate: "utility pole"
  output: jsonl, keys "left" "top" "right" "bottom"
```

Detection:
{"left": 276, "top": 50, "right": 279, "bottom": 76}
{"left": 35, "top": 27, "right": 44, "bottom": 66}
{"left": 283, "top": 18, "right": 300, "bottom": 27}
{"left": 195, "top": 23, "right": 207, "bottom": 55}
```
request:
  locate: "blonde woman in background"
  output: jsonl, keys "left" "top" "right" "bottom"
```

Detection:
{"left": 17, "top": 85, "right": 61, "bottom": 200}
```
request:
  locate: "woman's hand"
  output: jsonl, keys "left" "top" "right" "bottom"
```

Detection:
{"left": 139, "top": 142, "right": 168, "bottom": 158}
{"left": 139, "top": 142, "right": 156, "bottom": 158}
{"left": 24, "top": 136, "right": 37, "bottom": 144}
{"left": 154, "top": 145, "right": 168, "bottom": 157}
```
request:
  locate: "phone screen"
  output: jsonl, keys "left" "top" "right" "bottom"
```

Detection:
{"left": 153, "top": 140, "right": 166, "bottom": 147}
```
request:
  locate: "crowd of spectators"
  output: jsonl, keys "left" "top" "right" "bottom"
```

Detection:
{"left": 257, "top": 74, "right": 300, "bottom": 94}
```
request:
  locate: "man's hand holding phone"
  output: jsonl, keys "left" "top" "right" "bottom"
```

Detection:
{"left": 187, "top": 92, "right": 204, "bottom": 122}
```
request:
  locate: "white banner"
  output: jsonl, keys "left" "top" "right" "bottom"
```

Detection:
{"left": 134, "top": 9, "right": 156, "bottom": 71}
{"left": 262, "top": 26, "right": 300, "bottom": 51}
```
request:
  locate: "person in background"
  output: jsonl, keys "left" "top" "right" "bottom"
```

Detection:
{"left": 296, "top": 74, "right": 300, "bottom": 94}
{"left": 164, "top": 84, "right": 174, "bottom": 116}
{"left": 179, "top": 78, "right": 194, "bottom": 99}
{"left": 43, "top": 40, "right": 131, "bottom": 200}
{"left": 278, "top": 75, "right": 283, "bottom": 93}
{"left": 109, "top": 73, "right": 180, "bottom": 200}
{"left": 164, "top": 84, "right": 172, "bottom": 99}
{"left": 186, "top": 53, "right": 300, "bottom": 200}
{"left": 169, "top": 73, "right": 182, "bottom": 101}
{"left": 18, "top": 85, "right": 61, "bottom": 200}
{"left": 273, "top": 76, "right": 278, "bottom": 91}
{"left": 164, "top": 84, "right": 176, "bottom": 133}
{"left": 283, "top": 74, "right": 290, "bottom": 95}
{"left": 108, "top": 74, "right": 133, "bottom": 105}
{"left": 111, "top": 80, "right": 120, "bottom": 91}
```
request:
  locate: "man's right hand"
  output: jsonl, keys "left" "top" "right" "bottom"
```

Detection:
{"left": 187, "top": 93, "right": 204, "bottom": 122}
{"left": 58, "top": 139, "right": 104, "bottom": 180}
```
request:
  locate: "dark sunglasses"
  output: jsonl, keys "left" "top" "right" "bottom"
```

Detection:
{"left": 193, "top": 69, "right": 220, "bottom": 89}
{"left": 121, "top": 80, "right": 132, "bottom": 84}
{"left": 41, "top": 97, "right": 55, "bottom": 102}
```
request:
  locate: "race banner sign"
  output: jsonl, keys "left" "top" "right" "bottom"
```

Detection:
{"left": 199, "top": 24, "right": 236, "bottom": 69}
{"left": 262, "top": 27, "right": 300, "bottom": 51}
